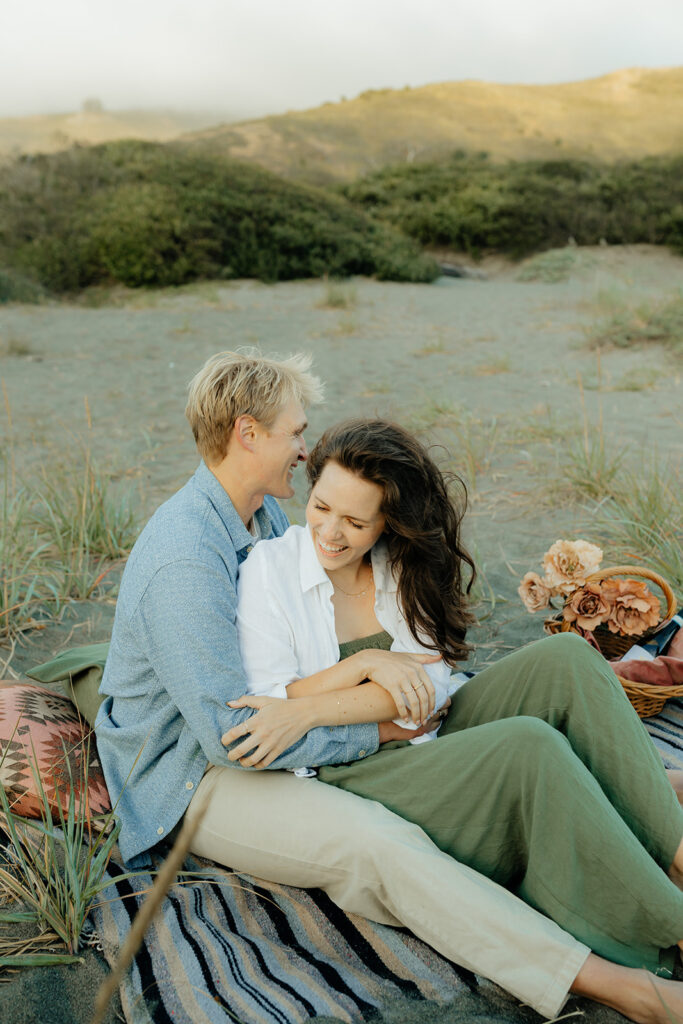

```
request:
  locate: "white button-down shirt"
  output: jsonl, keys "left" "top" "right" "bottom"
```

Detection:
{"left": 237, "top": 524, "right": 465, "bottom": 742}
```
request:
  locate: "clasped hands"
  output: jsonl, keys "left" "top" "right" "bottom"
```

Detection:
{"left": 221, "top": 649, "right": 449, "bottom": 769}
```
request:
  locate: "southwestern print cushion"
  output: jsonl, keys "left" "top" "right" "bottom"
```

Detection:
{"left": 0, "top": 683, "right": 111, "bottom": 821}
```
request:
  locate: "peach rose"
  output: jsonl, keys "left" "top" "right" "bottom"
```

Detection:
{"left": 562, "top": 582, "right": 610, "bottom": 632}
{"left": 542, "top": 539, "right": 603, "bottom": 596}
{"left": 518, "top": 572, "right": 552, "bottom": 613}
{"left": 601, "top": 578, "right": 661, "bottom": 636}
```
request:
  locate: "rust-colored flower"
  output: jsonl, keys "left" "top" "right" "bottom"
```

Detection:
{"left": 542, "top": 539, "right": 603, "bottom": 595}
{"left": 518, "top": 572, "right": 552, "bottom": 613}
{"left": 601, "top": 578, "right": 661, "bottom": 636}
{"left": 562, "top": 582, "right": 610, "bottom": 631}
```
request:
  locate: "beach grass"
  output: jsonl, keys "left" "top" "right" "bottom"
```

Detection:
{"left": 318, "top": 280, "right": 358, "bottom": 310}
{"left": 404, "top": 400, "right": 500, "bottom": 492}
{"left": 0, "top": 732, "right": 121, "bottom": 962}
{"left": 586, "top": 292, "right": 683, "bottom": 356}
{"left": 0, "top": 442, "right": 139, "bottom": 641}
{"left": 592, "top": 460, "right": 683, "bottom": 593}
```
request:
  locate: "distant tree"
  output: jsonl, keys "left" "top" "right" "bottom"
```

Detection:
{"left": 82, "top": 98, "right": 104, "bottom": 114}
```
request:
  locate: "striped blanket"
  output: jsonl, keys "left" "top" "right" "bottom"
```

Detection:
{"left": 89, "top": 704, "right": 683, "bottom": 1024}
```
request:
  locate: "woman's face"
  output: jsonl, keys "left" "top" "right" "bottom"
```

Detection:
{"left": 306, "top": 461, "right": 386, "bottom": 573}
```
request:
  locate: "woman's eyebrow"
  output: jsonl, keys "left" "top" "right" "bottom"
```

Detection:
{"left": 314, "top": 494, "right": 373, "bottom": 525}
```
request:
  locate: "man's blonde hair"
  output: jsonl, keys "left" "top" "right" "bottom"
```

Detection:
{"left": 185, "top": 350, "right": 324, "bottom": 464}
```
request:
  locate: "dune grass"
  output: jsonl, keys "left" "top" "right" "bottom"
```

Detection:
{"left": 318, "top": 279, "right": 358, "bottom": 310}
{"left": 586, "top": 292, "right": 683, "bottom": 356}
{"left": 537, "top": 403, "right": 681, "bottom": 593}
{"left": 0, "top": 731, "right": 121, "bottom": 963}
{"left": 592, "top": 461, "right": 683, "bottom": 594}
{"left": 0, "top": 444, "right": 140, "bottom": 640}
{"left": 404, "top": 399, "right": 500, "bottom": 493}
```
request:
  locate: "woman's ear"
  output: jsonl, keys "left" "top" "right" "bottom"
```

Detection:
{"left": 233, "top": 414, "right": 259, "bottom": 452}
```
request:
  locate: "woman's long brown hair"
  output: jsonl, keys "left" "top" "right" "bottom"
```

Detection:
{"left": 306, "top": 419, "right": 476, "bottom": 666}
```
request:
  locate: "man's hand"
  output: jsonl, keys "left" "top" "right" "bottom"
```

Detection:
{"left": 359, "top": 650, "right": 439, "bottom": 725}
{"left": 222, "top": 695, "right": 315, "bottom": 768}
{"left": 378, "top": 697, "right": 451, "bottom": 743}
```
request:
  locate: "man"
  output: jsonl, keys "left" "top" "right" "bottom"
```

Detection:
{"left": 96, "top": 350, "right": 589, "bottom": 1019}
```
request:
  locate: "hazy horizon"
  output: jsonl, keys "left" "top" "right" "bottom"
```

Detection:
{"left": 2, "top": 0, "right": 682, "bottom": 120}
{"left": 1, "top": 62, "right": 681, "bottom": 125}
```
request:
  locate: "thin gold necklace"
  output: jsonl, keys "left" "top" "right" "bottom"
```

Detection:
{"left": 332, "top": 564, "right": 374, "bottom": 598}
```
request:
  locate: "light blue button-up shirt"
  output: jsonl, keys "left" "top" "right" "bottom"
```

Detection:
{"left": 96, "top": 462, "right": 379, "bottom": 866}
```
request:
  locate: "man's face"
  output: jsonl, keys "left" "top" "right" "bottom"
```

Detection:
{"left": 256, "top": 399, "right": 308, "bottom": 498}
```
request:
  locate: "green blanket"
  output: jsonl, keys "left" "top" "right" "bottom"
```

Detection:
{"left": 27, "top": 642, "right": 110, "bottom": 728}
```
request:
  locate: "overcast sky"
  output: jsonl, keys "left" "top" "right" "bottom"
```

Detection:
{"left": 1, "top": 1, "right": 681, "bottom": 119}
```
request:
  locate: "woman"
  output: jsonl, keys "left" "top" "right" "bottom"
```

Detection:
{"left": 228, "top": 417, "right": 683, "bottom": 1024}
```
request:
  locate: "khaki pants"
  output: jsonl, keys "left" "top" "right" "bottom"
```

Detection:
{"left": 185, "top": 760, "right": 589, "bottom": 1019}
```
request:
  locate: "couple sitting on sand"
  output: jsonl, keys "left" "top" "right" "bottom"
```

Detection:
{"left": 95, "top": 350, "right": 683, "bottom": 1024}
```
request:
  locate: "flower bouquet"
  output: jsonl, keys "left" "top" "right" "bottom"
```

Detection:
{"left": 519, "top": 540, "right": 679, "bottom": 717}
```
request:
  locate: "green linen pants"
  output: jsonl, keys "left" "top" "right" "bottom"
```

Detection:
{"left": 317, "top": 633, "right": 683, "bottom": 974}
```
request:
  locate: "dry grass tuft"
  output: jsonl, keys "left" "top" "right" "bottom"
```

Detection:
{"left": 586, "top": 293, "right": 683, "bottom": 356}
{"left": 317, "top": 280, "right": 358, "bottom": 310}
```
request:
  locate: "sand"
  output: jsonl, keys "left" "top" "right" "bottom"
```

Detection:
{"left": 0, "top": 244, "right": 681, "bottom": 1022}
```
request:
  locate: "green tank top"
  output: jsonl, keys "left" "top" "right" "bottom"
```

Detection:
{"left": 338, "top": 629, "right": 393, "bottom": 661}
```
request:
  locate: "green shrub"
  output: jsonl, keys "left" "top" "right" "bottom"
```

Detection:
{"left": 0, "top": 268, "right": 47, "bottom": 303}
{"left": 0, "top": 142, "right": 438, "bottom": 291}
{"left": 342, "top": 153, "right": 683, "bottom": 258}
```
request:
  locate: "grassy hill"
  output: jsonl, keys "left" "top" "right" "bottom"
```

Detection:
{"left": 184, "top": 67, "right": 683, "bottom": 183}
{"left": 0, "top": 107, "right": 238, "bottom": 158}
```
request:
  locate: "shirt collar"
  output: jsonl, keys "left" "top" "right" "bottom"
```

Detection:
{"left": 300, "top": 524, "right": 331, "bottom": 593}
{"left": 299, "top": 524, "right": 398, "bottom": 595}
{"left": 193, "top": 461, "right": 273, "bottom": 555}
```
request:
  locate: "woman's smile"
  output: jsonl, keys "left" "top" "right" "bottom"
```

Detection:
{"left": 306, "top": 461, "right": 385, "bottom": 575}
{"left": 317, "top": 538, "right": 348, "bottom": 556}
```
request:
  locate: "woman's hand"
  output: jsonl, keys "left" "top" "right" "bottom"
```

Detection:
{"left": 359, "top": 649, "right": 440, "bottom": 725}
{"left": 378, "top": 697, "right": 451, "bottom": 743}
{"left": 222, "top": 696, "right": 315, "bottom": 769}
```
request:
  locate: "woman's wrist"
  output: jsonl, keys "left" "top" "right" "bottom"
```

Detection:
{"left": 351, "top": 649, "right": 374, "bottom": 682}
{"left": 296, "top": 695, "right": 323, "bottom": 731}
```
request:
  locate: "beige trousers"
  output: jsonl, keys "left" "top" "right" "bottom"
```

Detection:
{"left": 184, "top": 765, "right": 589, "bottom": 1019}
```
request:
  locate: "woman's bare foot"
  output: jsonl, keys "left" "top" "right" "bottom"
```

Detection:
{"left": 572, "top": 954, "right": 683, "bottom": 1024}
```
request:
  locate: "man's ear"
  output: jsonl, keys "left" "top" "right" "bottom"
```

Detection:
{"left": 233, "top": 414, "right": 259, "bottom": 452}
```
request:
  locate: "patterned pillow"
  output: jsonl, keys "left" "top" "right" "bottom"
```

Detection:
{"left": 0, "top": 683, "right": 111, "bottom": 821}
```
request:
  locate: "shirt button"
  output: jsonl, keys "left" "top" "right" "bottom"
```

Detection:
{"left": 186, "top": 781, "right": 194, "bottom": 790}
{"left": 157, "top": 826, "right": 164, "bottom": 835}
{"left": 246, "top": 545, "right": 253, "bottom": 553}
{"left": 358, "top": 750, "right": 367, "bottom": 758}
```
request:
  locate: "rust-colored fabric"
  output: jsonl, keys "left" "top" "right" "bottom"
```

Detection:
{"left": 0, "top": 683, "right": 111, "bottom": 820}
{"left": 611, "top": 656, "right": 683, "bottom": 687}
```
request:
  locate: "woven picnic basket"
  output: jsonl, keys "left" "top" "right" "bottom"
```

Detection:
{"left": 544, "top": 565, "right": 681, "bottom": 718}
